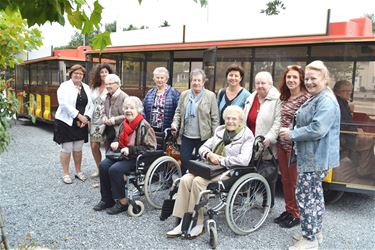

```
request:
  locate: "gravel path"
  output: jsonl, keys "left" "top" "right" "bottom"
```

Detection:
{"left": 0, "top": 122, "right": 374, "bottom": 249}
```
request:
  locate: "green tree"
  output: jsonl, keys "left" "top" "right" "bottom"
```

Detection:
{"left": 365, "top": 13, "right": 375, "bottom": 33}
{"left": 260, "top": 0, "right": 286, "bottom": 16}
{"left": 123, "top": 24, "right": 138, "bottom": 31}
{"left": 105, "top": 21, "right": 116, "bottom": 32}
{"left": 160, "top": 20, "right": 170, "bottom": 27}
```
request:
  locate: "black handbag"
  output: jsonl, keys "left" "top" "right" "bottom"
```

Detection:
{"left": 188, "top": 160, "right": 227, "bottom": 180}
{"left": 105, "top": 149, "right": 127, "bottom": 161}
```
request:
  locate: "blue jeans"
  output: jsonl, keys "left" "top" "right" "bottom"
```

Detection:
{"left": 180, "top": 136, "right": 205, "bottom": 174}
{"left": 99, "top": 158, "right": 137, "bottom": 203}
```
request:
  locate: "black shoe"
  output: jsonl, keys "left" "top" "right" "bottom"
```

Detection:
{"left": 279, "top": 216, "right": 300, "bottom": 228}
{"left": 274, "top": 211, "right": 291, "bottom": 224}
{"left": 106, "top": 201, "right": 128, "bottom": 215}
{"left": 93, "top": 201, "right": 114, "bottom": 211}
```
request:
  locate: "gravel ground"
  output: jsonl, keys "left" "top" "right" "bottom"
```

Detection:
{"left": 0, "top": 122, "right": 374, "bottom": 249}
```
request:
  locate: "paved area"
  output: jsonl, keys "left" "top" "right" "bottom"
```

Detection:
{"left": 0, "top": 122, "right": 374, "bottom": 249}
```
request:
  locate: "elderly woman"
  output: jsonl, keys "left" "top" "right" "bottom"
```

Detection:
{"left": 243, "top": 71, "right": 281, "bottom": 207}
{"left": 53, "top": 64, "right": 94, "bottom": 184}
{"left": 93, "top": 96, "right": 157, "bottom": 215}
{"left": 143, "top": 67, "right": 180, "bottom": 132}
{"left": 89, "top": 63, "right": 113, "bottom": 177}
{"left": 167, "top": 106, "right": 254, "bottom": 238}
{"left": 333, "top": 80, "right": 375, "bottom": 181}
{"left": 280, "top": 61, "right": 340, "bottom": 250}
{"left": 103, "top": 74, "right": 128, "bottom": 145}
{"left": 217, "top": 64, "right": 251, "bottom": 124}
{"left": 275, "top": 65, "right": 310, "bottom": 229}
{"left": 171, "top": 68, "right": 219, "bottom": 174}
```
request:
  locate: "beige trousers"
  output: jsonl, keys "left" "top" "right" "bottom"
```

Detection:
{"left": 172, "top": 173, "right": 227, "bottom": 224}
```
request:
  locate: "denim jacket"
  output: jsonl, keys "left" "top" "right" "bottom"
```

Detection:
{"left": 290, "top": 88, "right": 340, "bottom": 173}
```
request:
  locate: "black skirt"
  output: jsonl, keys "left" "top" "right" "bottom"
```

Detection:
{"left": 53, "top": 119, "right": 88, "bottom": 144}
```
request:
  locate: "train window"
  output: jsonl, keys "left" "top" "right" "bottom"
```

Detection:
{"left": 354, "top": 61, "right": 375, "bottom": 116}
{"left": 38, "top": 62, "right": 49, "bottom": 85}
{"left": 172, "top": 62, "right": 189, "bottom": 93}
{"left": 255, "top": 46, "right": 307, "bottom": 59}
{"left": 30, "top": 64, "right": 38, "bottom": 86}
{"left": 122, "top": 60, "right": 144, "bottom": 97}
{"left": 215, "top": 61, "right": 251, "bottom": 93}
{"left": 49, "top": 61, "right": 59, "bottom": 86}
{"left": 15, "top": 65, "right": 24, "bottom": 91}
{"left": 311, "top": 44, "right": 375, "bottom": 58}
{"left": 174, "top": 50, "right": 204, "bottom": 59}
{"left": 324, "top": 61, "right": 353, "bottom": 88}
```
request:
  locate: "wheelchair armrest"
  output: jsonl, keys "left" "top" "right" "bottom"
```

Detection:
{"left": 140, "top": 150, "right": 165, "bottom": 158}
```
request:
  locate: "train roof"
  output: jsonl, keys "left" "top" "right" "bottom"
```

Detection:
{"left": 86, "top": 16, "right": 374, "bottom": 55}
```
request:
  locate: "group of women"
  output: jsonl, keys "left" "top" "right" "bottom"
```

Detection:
{"left": 53, "top": 61, "right": 340, "bottom": 250}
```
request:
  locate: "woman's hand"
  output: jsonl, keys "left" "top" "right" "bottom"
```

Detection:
{"left": 103, "top": 117, "right": 114, "bottom": 126}
{"left": 78, "top": 113, "right": 88, "bottom": 124}
{"left": 262, "top": 138, "right": 271, "bottom": 148}
{"left": 279, "top": 127, "right": 291, "bottom": 141}
{"left": 111, "top": 142, "right": 119, "bottom": 151}
{"left": 207, "top": 152, "right": 222, "bottom": 165}
{"left": 120, "top": 147, "right": 129, "bottom": 156}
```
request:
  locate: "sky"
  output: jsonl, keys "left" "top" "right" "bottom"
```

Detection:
{"left": 39, "top": 0, "right": 375, "bottom": 48}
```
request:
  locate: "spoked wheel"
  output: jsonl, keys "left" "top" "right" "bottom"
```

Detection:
{"left": 127, "top": 200, "right": 145, "bottom": 217}
{"left": 225, "top": 173, "right": 271, "bottom": 235}
{"left": 144, "top": 156, "right": 181, "bottom": 209}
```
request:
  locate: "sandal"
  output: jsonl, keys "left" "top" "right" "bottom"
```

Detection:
{"left": 75, "top": 172, "right": 87, "bottom": 182}
{"left": 63, "top": 175, "right": 72, "bottom": 184}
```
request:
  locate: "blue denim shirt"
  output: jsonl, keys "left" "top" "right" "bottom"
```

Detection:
{"left": 290, "top": 88, "right": 340, "bottom": 173}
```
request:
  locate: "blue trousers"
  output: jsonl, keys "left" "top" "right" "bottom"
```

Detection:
{"left": 180, "top": 136, "right": 206, "bottom": 174}
{"left": 99, "top": 158, "right": 136, "bottom": 203}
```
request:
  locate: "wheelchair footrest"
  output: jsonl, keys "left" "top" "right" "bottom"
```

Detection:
{"left": 160, "top": 199, "right": 175, "bottom": 221}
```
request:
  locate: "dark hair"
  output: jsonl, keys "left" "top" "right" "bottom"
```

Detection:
{"left": 68, "top": 64, "right": 86, "bottom": 78}
{"left": 225, "top": 64, "right": 245, "bottom": 83}
{"left": 90, "top": 63, "right": 113, "bottom": 89}
{"left": 333, "top": 80, "right": 352, "bottom": 93}
{"left": 279, "top": 65, "right": 306, "bottom": 101}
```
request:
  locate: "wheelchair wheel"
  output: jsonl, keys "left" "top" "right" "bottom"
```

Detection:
{"left": 127, "top": 200, "right": 145, "bottom": 217}
{"left": 144, "top": 156, "right": 181, "bottom": 209}
{"left": 207, "top": 221, "right": 218, "bottom": 249}
{"left": 225, "top": 173, "right": 271, "bottom": 235}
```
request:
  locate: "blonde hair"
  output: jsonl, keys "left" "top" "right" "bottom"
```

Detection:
{"left": 255, "top": 71, "right": 273, "bottom": 86}
{"left": 306, "top": 60, "right": 330, "bottom": 85}
{"left": 223, "top": 106, "right": 245, "bottom": 125}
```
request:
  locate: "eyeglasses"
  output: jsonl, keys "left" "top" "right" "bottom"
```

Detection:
{"left": 287, "top": 65, "right": 302, "bottom": 69}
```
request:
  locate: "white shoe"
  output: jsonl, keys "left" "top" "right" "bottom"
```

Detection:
{"left": 289, "top": 238, "right": 318, "bottom": 250}
{"left": 167, "top": 223, "right": 182, "bottom": 238}
{"left": 293, "top": 232, "right": 323, "bottom": 244}
{"left": 189, "top": 224, "right": 204, "bottom": 237}
{"left": 91, "top": 171, "right": 99, "bottom": 178}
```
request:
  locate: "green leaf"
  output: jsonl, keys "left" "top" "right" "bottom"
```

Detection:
{"left": 91, "top": 31, "right": 111, "bottom": 51}
{"left": 67, "top": 10, "right": 83, "bottom": 29}
{"left": 90, "top": 0, "right": 103, "bottom": 29}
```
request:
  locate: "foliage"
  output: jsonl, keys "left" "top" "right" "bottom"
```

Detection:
{"left": 105, "top": 21, "right": 116, "bottom": 32}
{"left": 0, "top": 79, "right": 18, "bottom": 153}
{"left": 160, "top": 20, "right": 170, "bottom": 27}
{"left": 260, "top": 0, "right": 286, "bottom": 16}
{"left": 123, "top": 24, "right": 148, "bottom": 31}
{"left": 55, "top": 29, "right": 100, "bottom": 49}
{"left": 0, "top": 9, "right": 43, "bottom": 69}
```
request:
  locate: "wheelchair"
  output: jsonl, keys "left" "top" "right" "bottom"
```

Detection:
{"left": 122, "top": 128, "right": 182, "bottom": 217}
{"left": 162, "top": 136, "right": 272, "bottom": 248}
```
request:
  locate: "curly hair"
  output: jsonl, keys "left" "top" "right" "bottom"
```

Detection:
{"left": 279, "top": 65, "right": 306, "bottom": 101}
{"left": 90, "top": 63, "right": 113, "bottom": 89}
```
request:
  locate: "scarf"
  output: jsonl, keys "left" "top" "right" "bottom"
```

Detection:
{"left": 213, "top": 125, "right": 244, "bottom": 156}
{"left": 119, "top": 113, "right": 144, "bottom": 148}
{"left": 184, "top": 89, "right": 205, "bottom": 119}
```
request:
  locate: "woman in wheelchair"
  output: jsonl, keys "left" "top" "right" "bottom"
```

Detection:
{"left": 166, "top": 106, "right": 254, "bottom": 238}
{"left": 93, "top": 96, "right": 157, "bottom": 215}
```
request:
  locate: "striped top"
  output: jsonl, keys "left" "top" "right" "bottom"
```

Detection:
{"left": 278, "top": 92, "right": 310, "bottom": 151}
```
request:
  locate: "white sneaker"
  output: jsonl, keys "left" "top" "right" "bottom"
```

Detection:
{"left": 189, "top": 224, "right": 204, "bottom": 237}
{"left": 293, "top": 232, "right": 323, "bottom": 244}
{"left": 166, "top": 223, "right": 182, "bottom": 238}
{"left": 289, "top": 238, "right": 318, "bottom": 250}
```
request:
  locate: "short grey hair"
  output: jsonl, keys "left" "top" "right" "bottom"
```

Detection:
{"left": 306, "top": 60, "right": 330, "bottom": 85}
{"left": 105, "top": 74, "right": 121, "bottom": 86}
{"left": 255, "top": 71, "right": 273, "bottom": 86}
{"left": 123, "top": 96, "right": 144, "bottom": 113}
{"left": 190, "top": 68, "right": 206, "bottom": 80}
{"left": 223, "top": 106, "right": 245, "bottom": 125}
{"left": 153, "top": 67, "right": 169, "bottom": 80}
